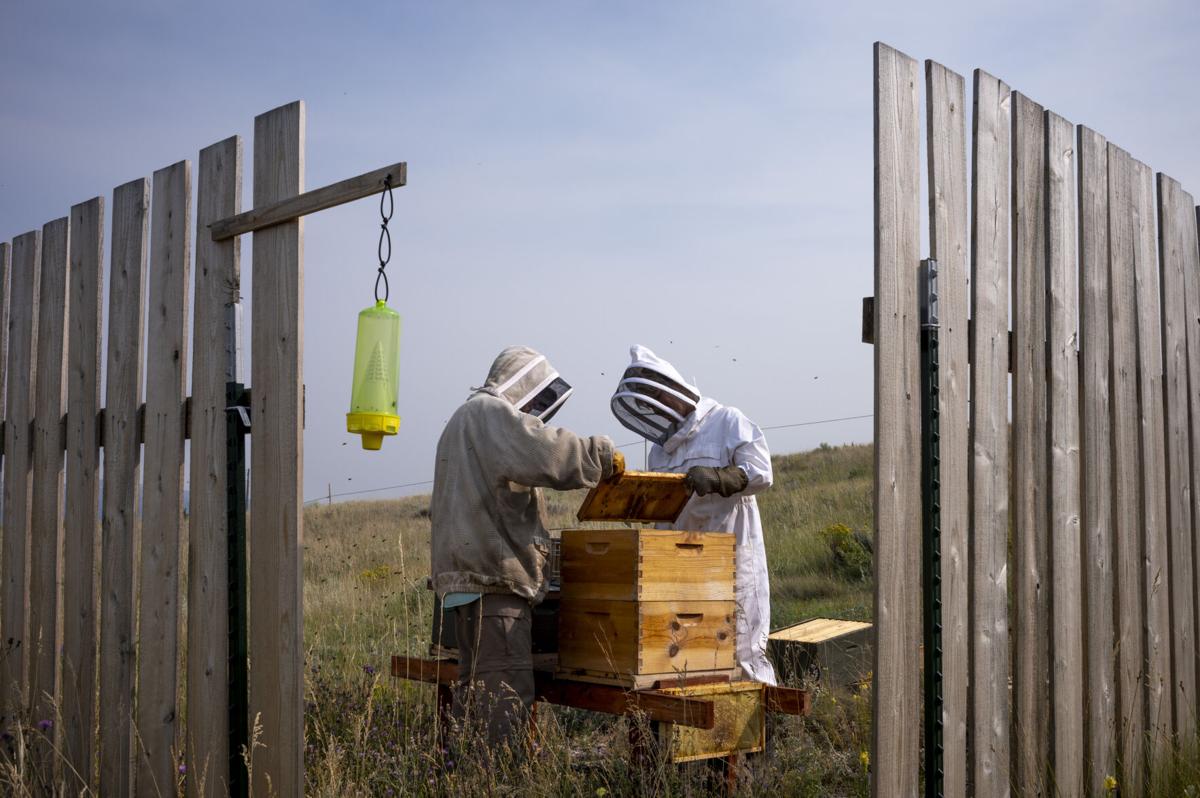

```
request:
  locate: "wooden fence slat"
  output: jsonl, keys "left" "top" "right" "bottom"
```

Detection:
{"left": 1131, "top": 157, "right": 1172, "bottom": 764}
{"left": 2, "top": 230, "right": 41, "bottom": 713}
{"left": 187, "top": 136, "right": 242, "bottom": 797}
{"left": 924, "top": 59, "right": 968, "bottom": 798}
{"left": 1077, "top": 126, "right": 1116, "bottom": 795}
{"left": 968, "top": 69, "right": 1011, "bottom": 798}
{"left": 99, "top": 178, "right": 149, "bottom": 796}
{"left": 1107, "top": 144, "right": 1146, "bottom": 795}
{"left": 136, "top": 160, "right": 191, "bottom": 796}
{"left": 871, "top": 42, "right": 921, "bottom": 798}
{"left": 1191, "top": 203, "right": 1200, "bottom": 743}
{"left": 1157, "top": 173, "right": 1197, "bottom": 742}
{"left": 1045, "top": 110, "right": 1083, "bottom": 794}
{"left": 1010, "top": 91, "right": 1051, "bottom": 796}
{"left": 28, "top": 216, "right": 69, "bottom": 771}
{"left": 62, "top": 196, "right": 104, "bottom": 792}
{"left": 250, "top": 100, "right": 305, "bottom": 798}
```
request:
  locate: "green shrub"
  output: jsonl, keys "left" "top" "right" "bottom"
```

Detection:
{"left": 821, "top": 523, "right": 873, "bottom": 583}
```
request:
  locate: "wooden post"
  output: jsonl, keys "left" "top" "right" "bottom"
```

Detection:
{"left": 99, "top": 177, "right": 149, "bottom": 796}
{"left": 1046, "top": 110, "right": 1083, "bottom": 795}
{"left": 1189, "top": 203, "right": 1200, "bottom": 745}
{"left": 1131, "top": 156, "right": 1171, "bottom": 764}
{"left": 188, "top": 136, "right": 242, "bottom": 798}
{"left": 924, "top": 60, "right": 968, "bottom": 798}
{"left": 137, "top": 160, "right": 192, "bottom": 796}
{"left": 62, "top": 196, "right": 104, "bottom": 793}
{"left": 1077, "top": 126, "right": 1116, "bottom": 796}
{"left": 1108, "top": 144, "right": 1146, "bottom": 795}
{"left": 871, "top": 42, "right": 921, "bottom": 798}
{"left": 2, "top": 230, "right": 41, "bottom": 715}
{"left": 28, "top": 215, "right": 69, "bottom": 776}
{"left": 1010, "top": 91, "right": 1051, "bottom": 797}
{"left": 968, "top": 69, "right": 1011, "bottom": 798}
{"left": 249, "top": 100, "right": 305, "bottom": 798}
{"left": 1156, "top": 173, "right": 1198, "bottom": 746}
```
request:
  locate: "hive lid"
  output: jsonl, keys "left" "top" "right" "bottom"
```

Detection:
{"left": 576, "top": 470, "right": 691, "bottom": 523}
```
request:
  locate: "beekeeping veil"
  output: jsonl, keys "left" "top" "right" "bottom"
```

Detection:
{"left": 479, "top": 345, "right": 573, "bottom": 423}
{"left": 611, "top": 345, "right": 700, "bottom": 445}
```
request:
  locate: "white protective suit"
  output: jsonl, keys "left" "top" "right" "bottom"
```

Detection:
{"left": 615, "top": 346, "right": 778, "bottom": 684}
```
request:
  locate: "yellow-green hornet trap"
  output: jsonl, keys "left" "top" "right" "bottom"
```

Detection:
{"left": 347, "top": 300, "right": 401, "bottom": 450}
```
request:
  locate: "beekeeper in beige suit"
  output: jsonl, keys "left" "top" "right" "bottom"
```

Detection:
{"left": 430, "top": 345, "right": 623, "bottom": 751}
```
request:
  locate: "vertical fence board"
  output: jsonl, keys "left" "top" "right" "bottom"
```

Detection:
{"left": 2, "top": 230, "right": 41, "bottom": 713}
{"left": 99, "top": 178, "right": 149, "bottom": 796}
{"left": 250, "top": 100, "right": 305, "bottom": 798}
{"left": 871, "top": 43, "right": 920, "bottom": 798}
{"left": 136, "top": 160, "right": 191, "bottom": 796}
{"left": 1045, "top": 110, "right": 1084, "bottom": 794}
{"left": 1010, "top": 91, "right": 1051, "bottom": 796}
{"left": 924, "top": 59, "right": 968, "bottom": 798}
{"left": 1077, "top": 126, "right": 1116, "bottom": 794}
{"left": 1108, "top": 144, "right": 1146, "bottom": 795}
{"left": 1192, "top": 204, "right": 1200, "bottom": 740}
{"left": 1131, "top": 157, "right": 1172, "bottom": 763}
{"left": 29, "top": 217, "right": 69, "bottom": 768}
{"left": 1157, "top": 173, "right": 1197, "bottom": 743}
{"left": 187, "top": 136, "right": 241, "bottom": 797}
{"left": 62, "top": 196, "right": 104, "bottom": 792}
{"left": 969, "top": 69, "right": 1011, "bottom": 798}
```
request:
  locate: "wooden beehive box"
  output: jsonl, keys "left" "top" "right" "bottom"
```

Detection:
{"left": 768, "top": 618, "right": 873, "bottom": 688}
{"left": 557, "top": 471, "right": 738, "bottom": 687}
{"left": 659, "top": 680, "right": 766, "bottom": 762}
{"left": 560, "top": 528, "right": 735, "bottom": 601}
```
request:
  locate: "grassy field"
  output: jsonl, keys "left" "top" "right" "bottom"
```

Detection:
{"left": 302, "top": 442, "right": 874, "bottom": 796}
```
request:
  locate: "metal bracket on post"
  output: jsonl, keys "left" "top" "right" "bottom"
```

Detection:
{"left": 919, "top": 258, "right": 943, "bottom": 798}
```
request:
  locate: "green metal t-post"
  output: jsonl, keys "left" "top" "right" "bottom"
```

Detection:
{"left": 919, "top": 259, "right": 943, "bottom": 798}
{"left": 225, "top": 301, "right": 250, "bottom": 798}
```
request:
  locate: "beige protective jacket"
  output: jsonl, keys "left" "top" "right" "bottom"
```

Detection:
{"left": 430, "top": 348, "right": 616, "bottom": 603}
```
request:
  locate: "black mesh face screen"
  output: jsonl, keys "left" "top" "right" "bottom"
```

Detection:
{"left": 521, "top": 377, "right": 572, "bottom": 420}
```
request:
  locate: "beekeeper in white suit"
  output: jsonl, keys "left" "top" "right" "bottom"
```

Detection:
{"left": 611, "top": 344, "right": 777, "bottom": 685}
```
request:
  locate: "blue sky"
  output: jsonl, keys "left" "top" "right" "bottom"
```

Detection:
{"left": 2, "top": 1, "right": 1198, "bottom": 502}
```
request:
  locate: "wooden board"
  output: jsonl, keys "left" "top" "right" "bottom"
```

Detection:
{"left": 1189, "top": 203, "right": 1200, "bottom": 749}
{"left": 0, "top": 243, "right": 9, "bottom": 429}
{"left": 1157, "top": 172, "right": 1198, "bottom": 744}
{"left": 2, "top": 230, "right": 41, "bottom": 713}
{"left": 1131, "top": 156, "right": 1171, "bottom": 759}
{"left": 871, "top": 42, "right": 921, "bottom": 798}
{"left": 137, "top": 159, "right": 192, "bottom": 796}
{"left": 769, "top": 618, "right": 871, "bottom": 643}
{"left": 559, "top": 528, "right": 735, "bottom": 601}
{"left": 1045, "top": 110, "right": 1083, "bottom": 796}
{"left": 28, "top": 216, "right": 69, "bottom": 763}
{"left": 1010, "top": 91, "right": 1050, "bottom": 797}
{"left": 249, "top": 100, "right": 305, "bottom": 798}
{"left": 1107, "top": 144, "right": 1146, "bottom": 796}
{"left": 62, "top": 196, "right": 104, "bottom": 793}
{"left": 968, "top": 69, "right": 1012, "bottom": 798}
{"left": 659, "top": 681, "right": 765, "bottom": 763}
{"left": 187, "top": 135, "right": 241, "bottom": 798}
{"left": 575, "top": 471, "right": 690, "bottom": 523}
{"left": 210, "top": 161, "right": 405, "bottom": 241}
{"left": 99, "top": 177, "right": 149, "bottom": 797}
{"left": 768, "top": 618, "right": 872, "bottom": 687}
{"left": 557, "top": 598, "right": 736, "bottom": 679}
{"left": 925, "top": 60, "right": 968, "bottom": 798}
{"left": 1077, "top": 126, "right": 1116, "bottom": 797}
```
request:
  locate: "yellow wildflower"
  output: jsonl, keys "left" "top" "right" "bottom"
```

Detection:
{"left": 1104, "top": 776, "right": 1118, "bottom": 793}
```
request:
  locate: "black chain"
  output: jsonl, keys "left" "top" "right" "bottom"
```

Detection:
{"left": 375, "top": 175, "right": 394, "bottom": 303}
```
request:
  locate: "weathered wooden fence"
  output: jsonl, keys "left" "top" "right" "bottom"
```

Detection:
{"left": 873, "top": 42, "right": 1200, "bottom": 797}
{"left": 0, "top": 102, "right": 306, "bottom": 796}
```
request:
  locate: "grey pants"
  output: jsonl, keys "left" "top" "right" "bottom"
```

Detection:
{"left": 452, "top": 593, "right": 535, "bottom": 750}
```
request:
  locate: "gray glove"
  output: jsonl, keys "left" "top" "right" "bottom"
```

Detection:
{"left": 685, "top": 464, "right": 749, "bottom": 497}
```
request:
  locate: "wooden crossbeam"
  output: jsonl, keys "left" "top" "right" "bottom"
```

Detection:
{"left": 390, "top": 655, "right": 716, "bottom": 729}
{"left": 209, "top": 161, "right": 406, "bottom": 241}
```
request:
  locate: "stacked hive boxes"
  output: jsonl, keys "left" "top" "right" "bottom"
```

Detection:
{"left": 556, "top": 472, "right": 739, "bottom": 688}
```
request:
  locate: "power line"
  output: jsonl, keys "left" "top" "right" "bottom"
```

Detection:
{"left": 306, "top": 411, "right": 873, "bottom": 505}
